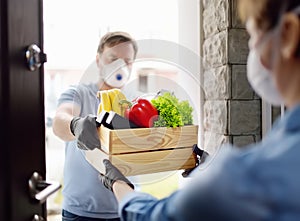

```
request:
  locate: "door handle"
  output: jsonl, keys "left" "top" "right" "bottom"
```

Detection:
{"left": 32, "top": 214, "right": 45, "bottom": 221}
{"left": 25, "top": 44, "right": 47, "bottom": 71}
{"left": 28, "top": 171, "right": 61, "bottom": 204}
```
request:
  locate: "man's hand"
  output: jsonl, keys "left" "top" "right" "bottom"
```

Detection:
{"left": 99, "top": 159, "right": 134, "bottom": 192}
{"left": 70, "top": 115, "right": 100, "bottom": 150}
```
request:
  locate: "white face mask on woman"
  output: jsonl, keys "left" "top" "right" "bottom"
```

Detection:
{"left": 246, "top": 6, "right": 300, "bottom": 106}
{"left": 247, "top": 49, "right": 284, "bottom": 106}
{"left": 246, "top": 12, "right": 283, "bottom": 106}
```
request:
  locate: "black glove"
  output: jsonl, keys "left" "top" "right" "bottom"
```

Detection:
{"left": 99, "top": 159, "right": 134, "bottom": 192}
{"left": 70, "top": 115, "right": 100, "bottom": 150}
{"left": 182, "top": 144, "right": 209, "bottom": 177}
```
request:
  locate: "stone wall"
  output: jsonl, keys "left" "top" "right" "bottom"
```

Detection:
{"left": 201, "top": 0, "right": 261, "bottom": 154}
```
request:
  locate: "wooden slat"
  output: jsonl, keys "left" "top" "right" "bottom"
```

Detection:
{"left": 85, "top": 147, "right": 196, "bottom": 176}
{"left": 98, "top": 125, "right": 198, "bottom": 154}
{"left": 111, "top": 147, "right": 196, "bottom": 176}
{"left": 85, "top": 148, "right": 108, "bottom": 175}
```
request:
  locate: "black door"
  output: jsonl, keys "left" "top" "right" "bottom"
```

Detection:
{"left": 0, "top": 0, "right": 59, "bottom": 220}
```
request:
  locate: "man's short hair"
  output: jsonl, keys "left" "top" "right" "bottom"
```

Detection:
{"left": 97, "top": 31, "right": 138, "bottom": 58}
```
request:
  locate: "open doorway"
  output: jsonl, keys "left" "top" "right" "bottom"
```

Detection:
{"left": 43, "top": 0, "right": 201, "bottom": 219}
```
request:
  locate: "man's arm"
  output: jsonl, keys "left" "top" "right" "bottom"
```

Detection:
{"left": 53, "top": 101, "right": 101, "bottom": 150}
{"left": 52, "top": 103, "right": 80, "bottom": 141}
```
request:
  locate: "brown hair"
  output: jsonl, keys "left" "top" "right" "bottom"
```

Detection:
{"left": 238, "top": 0, "right": 300, "bottom": 31}
{"left": 97, "top": 31, "right": 138, "bottom": 58}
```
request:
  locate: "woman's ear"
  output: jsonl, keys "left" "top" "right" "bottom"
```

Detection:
{"left": 281, "top": 13, "right": 300, "bottom": 59}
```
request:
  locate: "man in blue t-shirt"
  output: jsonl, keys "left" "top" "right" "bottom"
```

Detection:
{"left": 52, "top": 31, "right": 138, "bottom": 221}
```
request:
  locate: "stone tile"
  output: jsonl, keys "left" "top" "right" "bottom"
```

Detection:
{"left": 204, "top": 100, "right": 227, "bottom": 134}
{"left": 203, "top": 66, "right": 230, "bottom": 100}
{"left": 231, "top": 65, "right": 254, "bottom": 99}
{"left": 203, "top": 31, "right": 227, "bottom": 69}
{"left": 203, "top": 0, "right": 229, "bottom": 38}
{"left": 229, "top": 100, "right": 261, "bottom": 135}
{"left": 230, "top": 0, "right": 244, "bottom": 28}
{"left": 203, "top": 131, "right": 230, "bottom": 155}
{"left": 232, "top": 135, "right": 256, "bottom": 147}
{"left": 228, "top": 29, "right": 249, "bottom": 64}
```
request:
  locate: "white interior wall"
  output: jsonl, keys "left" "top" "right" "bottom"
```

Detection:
{"left": 177, "top": 0, "right": 202, "bottom": 145}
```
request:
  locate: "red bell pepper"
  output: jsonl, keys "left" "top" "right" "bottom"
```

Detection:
{"left": 124, "top": 98, "right": 158, "bottom": 128}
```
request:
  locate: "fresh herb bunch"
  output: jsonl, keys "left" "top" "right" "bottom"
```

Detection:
{"left": 151, "top": 92, "right": 193, "bottom": 127}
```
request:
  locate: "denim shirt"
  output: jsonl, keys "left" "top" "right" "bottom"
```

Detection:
{"left": 119, "top": 104, "right": 300, "bottom": 221}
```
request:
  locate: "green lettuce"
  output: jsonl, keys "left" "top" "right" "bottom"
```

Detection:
{"left": 151, "top": 92, "right": 193, "bottom": 127}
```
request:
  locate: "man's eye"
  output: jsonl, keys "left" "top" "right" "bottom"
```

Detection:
{"left": 111, "top": 58, "right": 118, "bottom": 62}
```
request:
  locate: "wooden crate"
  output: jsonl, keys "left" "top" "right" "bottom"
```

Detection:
{"left": 85, "top": 125, "right": 198, "bottom": 176}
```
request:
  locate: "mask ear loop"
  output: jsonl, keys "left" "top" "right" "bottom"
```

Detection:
{"left": 290, "top": 6, "right": 300, "bottom": 57}
{"left": 268, "top": 4, "right": 300, "bottom": 66}
{"left": 254, "top": 11, "right": 289, "bottom": 73}
{"left": 252, "top": 3, "right": 295, "bottom": 72}
{"left": 266, "top": 5, "right": 300, "bottom": 70}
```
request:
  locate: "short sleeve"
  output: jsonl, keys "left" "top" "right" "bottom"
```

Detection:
{"left": 57, "top": 85, "right": 82, "bottom": 107}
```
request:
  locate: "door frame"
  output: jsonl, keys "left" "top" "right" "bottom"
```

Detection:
{"left": 0, "top": 0, "right": 48, "bottom": 220}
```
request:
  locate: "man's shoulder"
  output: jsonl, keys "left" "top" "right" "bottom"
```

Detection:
{"left": 66, "top": 83, "right": 98, "bottom": 95}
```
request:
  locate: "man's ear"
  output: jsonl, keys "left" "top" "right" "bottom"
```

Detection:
{"left": 96, "top": 53, "right": 101, "bottom": 68}
{"left": 281, "top": 13, "right": 300, "bottom": 59}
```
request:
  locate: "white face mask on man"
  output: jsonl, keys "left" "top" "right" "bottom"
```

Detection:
{"left": 100, "top": 58, "right": 129, "bottom": 88}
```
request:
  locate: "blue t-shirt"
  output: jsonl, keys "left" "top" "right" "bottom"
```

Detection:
{"left": 58, "top": 83, "right": 119, "bottom": 218}
{"left": 119, "top": 104, "right": 300, "bottom": 221}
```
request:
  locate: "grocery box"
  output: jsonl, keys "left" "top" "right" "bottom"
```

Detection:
{"left": 85, "top": 125, "right": 198, "bottom": 176}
